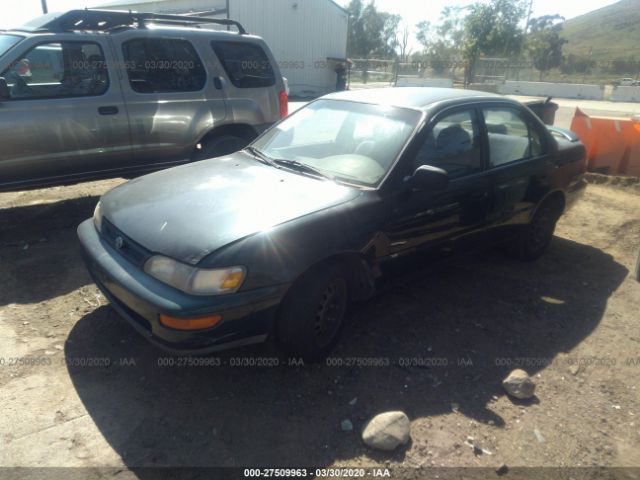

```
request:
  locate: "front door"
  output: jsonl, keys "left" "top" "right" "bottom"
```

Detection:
{"left": 0, "top": 36, "right": 131, "bottom": 188}
{"left": 384, "top": 107, "right": 492, "bottom": 257}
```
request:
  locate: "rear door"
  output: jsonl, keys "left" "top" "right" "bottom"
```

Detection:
{"left": 384, "top": 106, "right": 493, "bottom": 257}
{"left": 211, "top": 39, "right": 282, "bottom": 126}
{"left": 0, "top": 35, "right": 131, "bottom": 188}
{"left": 480, "top": 104, "right": 555, "bottom": 229}
{"left": 116, "top": 33, "right": 225, "bottom": 167}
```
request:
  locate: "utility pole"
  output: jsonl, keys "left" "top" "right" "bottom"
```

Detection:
{"left": 41, "top": 0, "right": 48, "bottom": 14}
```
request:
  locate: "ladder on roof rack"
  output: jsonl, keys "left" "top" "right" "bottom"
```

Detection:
{"left": 35, "top": 9, "right": 246, "bottom": 34}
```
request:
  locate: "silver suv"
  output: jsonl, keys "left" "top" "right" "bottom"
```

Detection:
{"left": 0, "top": 10, "right": 288, "bottom": 191}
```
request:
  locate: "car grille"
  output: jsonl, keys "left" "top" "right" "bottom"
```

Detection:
{"left": 101, "top": 218, "right": 152, "bottom": 268}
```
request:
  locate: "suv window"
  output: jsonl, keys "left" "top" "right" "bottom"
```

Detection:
{"left": 0, "top": 34, "right": 22, "bottom": 57}
{"left": 483, "top": 107, "right": 543, "bottom": 167}
{"left": 122, "top": 38, "right": 206, "bottom": 93}
{"left": 1, "top": 41, "right": 108, "bottom": 99}
{"left": 412, "top": 110, "right": 482, "bottom": 178}
{"left": 212, "top": 41, "right": 275, "bottom": 88}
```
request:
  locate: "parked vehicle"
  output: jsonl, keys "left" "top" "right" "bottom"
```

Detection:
{"left": 0, "top": 10, "right": 287, "bottom": 192}
{"left": 619, "top": 78, "right": 636, "bottom": 86}
{"left": 78, "top": 87, "right": 587, "bottom": 361}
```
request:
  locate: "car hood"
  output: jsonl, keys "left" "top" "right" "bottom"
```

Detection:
{"left": 100, "top": 152, "right": 360, "bottom": 264}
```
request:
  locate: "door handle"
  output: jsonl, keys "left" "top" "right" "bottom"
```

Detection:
{"left": 213, "top": 77, "right": 223, "bottom": 90}
{"left": 98, "top": 106, "right": 119, "bottom": 115}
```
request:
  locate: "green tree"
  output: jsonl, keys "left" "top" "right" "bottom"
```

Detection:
{"left": 347, "top": 0, "right": 400, "bottom": 58}
{"left": 436, "top": 6, "right": 467, "bottom": 50}
{"left": 527, "top": 15, "right": 567, "bottom": 80}
{"left": 415, "top": 21, "right": 431, "bottom": 51}
{"left": 461, "top": 0, "right": 528, "bottom": 84}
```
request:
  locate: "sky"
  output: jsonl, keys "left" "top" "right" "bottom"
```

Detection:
{"left": 0, "top": 0, "right": 621, "bottom": 44}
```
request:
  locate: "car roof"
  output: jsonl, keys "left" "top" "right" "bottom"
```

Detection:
{"left": 323, "top": 87, "right": 506, "bottom": 111}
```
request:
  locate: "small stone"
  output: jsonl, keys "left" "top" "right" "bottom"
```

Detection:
{"left": 496, "top": 463, "right": 509, "bottom": 476}
{"left": 502, "top": 369, "right": 536, "bottom": 399}
{"left": 22, "top": 321, "right": 29, "bottom": 325}
{"left": 533, "top": 428, "right": 545, "bottom": 443}
{"left": 349, "top": 397, "right": 358, "bottom": 406}
{"left": 45, "top": 332, "right": 55, "bottom": 338}
{"left": 341, "top": 419, "right": 353, "bottom": 431}
{"left": 451, "top": 402, "right": 460, "bottom": 412}
{"left": 569, "top": 364, "right": 580, "bottom": 375}
{"left": 54, "top": 345, "right": 64, "bottom": 350}
{"left": 362, "top": 411, "right": 410, "bottom": 451}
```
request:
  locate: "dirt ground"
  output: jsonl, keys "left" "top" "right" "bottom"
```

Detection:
{"left": 0, "top": 175, "right": 639, "bottom": 478}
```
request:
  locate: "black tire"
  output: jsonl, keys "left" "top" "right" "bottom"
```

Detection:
{"left": 276, "top": 263, "right": 349, "bottom": 362}
{"left": 506, "top": 201, "right": 561, "bottom": 261}
{"left": 193, "top": 135, "right": 250, "bottom": 161}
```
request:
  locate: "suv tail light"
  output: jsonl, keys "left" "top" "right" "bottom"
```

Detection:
{"left": 279, "top": 90, "right": 288, "bottom": 118}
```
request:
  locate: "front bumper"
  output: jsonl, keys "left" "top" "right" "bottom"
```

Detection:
{"left": 77, "top": 219, "right": 290, "bottom": 354}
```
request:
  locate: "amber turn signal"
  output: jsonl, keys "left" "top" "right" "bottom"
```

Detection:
{"left": 159, "top": 313, "right": 222, "bottom": 331}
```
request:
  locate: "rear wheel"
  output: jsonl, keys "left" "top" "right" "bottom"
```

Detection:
{"left": 506, "top": 200, "right": 562, "bottom": 261}
{"left": 276, "top": 263, "right": 349, "bottom": 362}
{"left": 193, "top": 135, "right": 250, "bottom": 161}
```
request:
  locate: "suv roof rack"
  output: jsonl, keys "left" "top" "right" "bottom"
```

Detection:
{"left": 22, "top": 9, "right": 246, "bottom": 35}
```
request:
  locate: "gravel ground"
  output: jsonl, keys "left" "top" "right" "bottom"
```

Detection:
{"left": 0, "top": 175, "right": 639, "bottom": 478}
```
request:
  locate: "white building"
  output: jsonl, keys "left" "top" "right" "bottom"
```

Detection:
{"left": 96, "top": 0, "right": 349, "bottom": 97}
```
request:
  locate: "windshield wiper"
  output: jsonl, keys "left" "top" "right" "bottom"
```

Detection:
{"left": 244, "top": 146, "right": 278, "bottom": 167}
{"left": 273, "top": 159, "right": 335, "bottom": 181}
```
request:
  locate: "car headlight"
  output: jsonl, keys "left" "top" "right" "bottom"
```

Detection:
{"left": 93, "top": 201, "right": 103, "bottom": 232}
{"left": 144, "top": 255, "right": 246, "bottom": 295}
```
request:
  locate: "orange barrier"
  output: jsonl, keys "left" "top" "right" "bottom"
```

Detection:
{"left": 570, "top": 108, "right": 640, "bottom": 177}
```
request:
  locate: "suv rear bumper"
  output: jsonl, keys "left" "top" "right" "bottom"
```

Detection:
{"left": 77, "top": 219, "right": 290, "bottom": 354}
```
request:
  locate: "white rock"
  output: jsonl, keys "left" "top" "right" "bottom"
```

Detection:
{"left": 362, "top": 411, "right": 410, "bottom": 451}
{"left": 502, "top": 369, "right": 536, "bottom": 399}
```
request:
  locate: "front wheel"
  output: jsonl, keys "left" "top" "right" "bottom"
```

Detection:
{"left": 276, "top": 263, "right": 349, "bottom": 362}
{"left": 193, "top": 135, "right": 250, "bottom": 161}
{"left": 506, "top": 201, "right": 561, "bottom": 261}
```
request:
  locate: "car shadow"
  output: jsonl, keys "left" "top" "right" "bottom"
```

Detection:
{"left": 64, "top": 237, "right": 627, "bottom": 469}
{"left": 0, "top": 195, "right": 99, "bottom": 306}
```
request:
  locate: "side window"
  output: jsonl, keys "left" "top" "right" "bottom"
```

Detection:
{"left": 211, "top": 41, "right": 275, "bottom": 88}
{"left": 1, "top": 42, "right": 109, "bottom": 99}
{"left": 122, "top": 38, "right": 206, "bottom": 93}
{"left": 412, "top": 110, "right": 482, "bottom": 178}
{"left": 483, "top": 108, "right": 543, "bottom": 167}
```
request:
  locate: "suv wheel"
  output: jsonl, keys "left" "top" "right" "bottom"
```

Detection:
{"left": 276, "top": 263, "right": 349, "bottom": 362}
{"left": 506, "top": 201, "right": 561, "bottom": 261}
{"left": 193, "top": 135, "right": 250, "bottom": 161}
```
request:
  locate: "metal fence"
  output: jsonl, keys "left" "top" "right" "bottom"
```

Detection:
{"left": 348, "top": 57, "right": 640, "bottom": 89}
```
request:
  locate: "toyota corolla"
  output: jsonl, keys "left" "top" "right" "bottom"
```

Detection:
{"left": 78, "top": 88, "right": 586, "bottom": 361}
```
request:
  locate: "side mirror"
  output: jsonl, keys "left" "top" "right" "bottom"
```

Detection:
{"left": 0, "top": 77, "right": 9, "bottom": 100}
{"left": 411, "top": 165, "right": 449, "bottom": 191}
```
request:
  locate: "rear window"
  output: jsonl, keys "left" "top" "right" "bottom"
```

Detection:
{"left": 211, "top": 41, "right": 275, "bottom": 88}
{"left": 122, "top": 38, "right": 206, "bottom": 93}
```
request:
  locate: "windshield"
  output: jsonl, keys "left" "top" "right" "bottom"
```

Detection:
{"left": 0, "top": 34, "right": 22, "bottom": 58}
{"left": 251, "top": 99, "right": 421, "bottom": 187}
